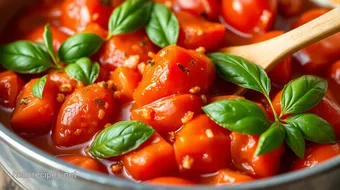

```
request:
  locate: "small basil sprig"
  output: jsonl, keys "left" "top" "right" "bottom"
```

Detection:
{"left": 89, "top": 121, "right": 155, "bottom": 158}
{"left": 43, "top": 24, "right": 59, "bottom": 66}
{"left": 145, "top": 3, "right": 179, "bottom": 48}
{"left": 108, "top": 0, "right": 153, "bottom": 38}
{"left": 205, "top": 52, "right": 336, "bottom": 158}
{"left": 32, "top": 75, "right": 47, "bottom": 99}
{"left": 65, "top": 57, "right": 100, "bottom": 85}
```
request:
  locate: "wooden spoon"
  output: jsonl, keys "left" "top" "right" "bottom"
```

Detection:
{"left": 220, "top": 7, "right": 340, "bottom": 71}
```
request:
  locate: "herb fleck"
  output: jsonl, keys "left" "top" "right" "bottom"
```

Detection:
{"left": 190, "top": 60, "right": 195, "bottom": 65}
{"left": 140, "top": 40, "right": 146, "bottom": 47}
{"left": 95, "top": 99, "right": 104, "bottom": 107}
{"left": 147, "top": 60, "right": 155, "bottom": 66}
{"left": 177, "top": 63, "right": 190, "bottom": 75}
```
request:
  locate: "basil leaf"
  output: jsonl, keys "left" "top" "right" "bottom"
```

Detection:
{"left": 203, "top": 99, "right": 270, "bottom": 134}
{"left": 281, "top": 75, "right": 327, "bottom": 116}
{"left": 208, "top": 53, "right": 271, "bottom": 95}
{"left": 89, "top": 120, "right": 155, "bottom": 158}
{"left": 145, "top": 3, "right": 179, "bottom": 48}
{"left": 0, "top": 41, "right": 53, "bottom": 74}
{"left": 255, "top": 122, "right": 285, "bottom": 156}
{"left": 58, "top": 33, "right": 103, "bottom": 63}
{"left": 64, "top": 57, "right": 100, "bottom": 85}
{"left": 108, "top": 0, "right": 153, "bottom": 38}
{"left": 283, "top": 123, "right": 305, "bottom": 158}
{"left": 43, "top": 24, "right": 57, "bottom": 61}
{"left": 32, "top": 75, "right": 47, "bottom": 99}
{"left": 286, "top": 113, "right": 336, "bottom": 144}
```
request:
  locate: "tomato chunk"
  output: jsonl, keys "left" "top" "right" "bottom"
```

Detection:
{"left": 202, "top": 169, "right": 254, "bottom": 185}
{"left": 133, "top": 45, "right": 215, "bottom": 106}
{"left": 53, "top": 82, "right": 116, "bottom": 147}
{"left": 174, "top": 114, "right": 231, "bottom": 174}
{"left": 148, "top": 177, "right": 194, "bottom": 186}
{"left": 110, "top": 67, "right": 142, "bottom": 102}
{"left": 173, "top": 0, "right": 219, "bottom": 20}
{"left": 11, "top": 78, "right": 58, "bottom": 134}
{"left": 0, "top": 71, "right": 25, "bottom": 108}
{"left": 121, "top": 133, "right": 177, "bottom": 181}
{"left": 59, "top": 155, "right": 107, "bottom": 173}
{"left": 325, "top": 60, "right": 340, "bottom": 104}
{"left": 291, "top": 143, "right": 340, "bottom": 171}
{"left": 131, "top": 94, "right": 204, "bottom": 133}
{"left": 98, "top": 30, "right": 158, "bottom": 71}
{"left": 81, "top": 22, "right": 108, "bottom": 39}
{"left": 278, "top": 0, "right": 304, "bottom": 17}
{"left": 48, "top": 70, "right": 81, "bottom": 95}
{"left": 230, "top": 132, "right": 284, "bottom": 178}
{"left": 176, "top": 11, "right": 226, "bottom": 51}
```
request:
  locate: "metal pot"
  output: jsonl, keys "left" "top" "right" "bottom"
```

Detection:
{"left": 0, "top": 1, "right": 340, "bottom": 190}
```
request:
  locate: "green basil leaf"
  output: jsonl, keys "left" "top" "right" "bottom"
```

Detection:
{"left": 286, "top": 113, "right": 336, "bottom": 144}
{"left": 43, "top": 24, "right": 57, "bottom": 62}
{"left": 145, "top": 3, "right": 179, "bottom": 48}
{"left": 281, "top": 75, "right": 327, "bottom": 116}
{"left": 284, "top": 123, "right": 305, "bottom": 158}
{"left": 203, "top": 99, "right": 270, "bottom": 134}
{"left": 208, "top": 53, "right": 271, "bottom": 95}
{"left": 108, "top": 0, "right": 153, "bottom": 38}
{"left": 32, "top": 75, "right": 47, "bottom": 99}
{"left": 58, "top": 33, "right": 103, "bottom": 63}
{"left": 89, "top": 120, "right": 155, "bottom": 158}
{"left": 64, "top": 57, "right": 100, "bottom": 85}
{"left": 0, "top": 41, "right": 53, "bottom": 74}
{"left": 255, "top": 122, "right": 285, "bottom": 156}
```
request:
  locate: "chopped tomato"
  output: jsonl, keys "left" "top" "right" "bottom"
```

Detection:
{"left": 278, "top": 0, "right": 304, "bottom": 17}
{"left": 174, "top": 114, "right": 231, "bottom": 174}
{"left": 110, "top": 67, "right": 142, "bottom": 102}
{"left": 48, "top": 70, "right": 80, "bottom": 95}
{"left": 81, "top": 22, "right": 108, "bottom": 39}
{"left": 173, "top": 0, "right": 219, "bottom": 20}
{"left": 325, "top": 61, "right": 340, "bottom": 103}
{"left": 131, "top": 94, "right": 204, "bottom": 133}
{"left": 176, "top": 11, "right": 226, "bottom": 51}
{"left": 221, "top": 0, "right": 278, "bottom": 34}
{"left": 148, "top": 177, "right": 194, "bottom": 186}
{"left": 133, "top": 45, "right": 215, "bottom": 106}
{"left": 11, "top": 78, "right": 58, "bottom": 134}
{"left": 95, "top": 65, "right": 110, "bottom": 82}
{"left": 202, "top": 169, "right": 254, "bottom": 185}
{"left": 253, "top": 31, "right": 293, "bottom": 86}
{"left": 97, "top": 30, "right": 158, "bottom": 71}
{"left": 59, "top": 155, "right": 107, "bottom": 173}
{"left": 291, "top": 143, "right": 340, "bottom": 171}
{"left": 53, "top": 82, "right": 116, "bottom": 147}
{"left": 0, "top": 71, "right": 25, "bottom": 108}
{"left": 230, "top": 132, "right": 284, "bottom": 178}
{"left": 121, "top": 133, "right": 177, "bottom": 181}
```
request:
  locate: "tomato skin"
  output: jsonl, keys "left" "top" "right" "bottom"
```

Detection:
{"left": 176, "top": 11, "right": 226, "bottom": 51}
{"left": 230, "top": 132, "right": 284, "bottom": 178}
{"left": 110, "top": 67, "right": 142, "bottom": 102}
{"left": 293, "top": 9, "right": 340, "bottom": 73}
{"left": 53, "top": 83, "right": 116, "bottom": 147}
{"left": 48, "top": 70, "right": 80, "bottom": 95}
{"left": 291, "top": 143, "right": 340, "bottom": 171}
{"left": 24, "top": 24, "right": 69, "bottom": 51}
{"left": 253, "top": 31, "right": 293, "bottom": 86}
{"left": 0, "top": 71, "right": 25, "bottom": 108}
{"left": 81, "top": 22, "right": 108, "bottom": 39}
{"left": 59, "top": 155, "right": 107, "bottom": 173}
{"left": 221, "top": 0, "right": 278, "bottom": 34}
{"left": 278, "top": 0, "right": 303, "bottom": 17}
{"left": 133, "top": 45, "right": 215, "bottom": 106}
{"left": 326, "top": 61, "right": 340, "bottom": 104}
{"left": 131, "top": 94, "right": 204, "bottom": 133}
{"left": 98, "top": 30, "right": 158, "bottom": 71}
{"left": 173, "top": 0, "right": 219, "bottom": 20}
{"left": 202, "top": 169, "right": 254, "bottom": 185}
{"left": 11, "top": 78, "right": 58, "bottom": 134}
{"left": 174, "top": 114, "right": 231, "bottom": 174}
{"left": 148, "top": 177, "right": 194, "bottom": 186}
{"left": 121, "top": 133, "right": 177, "bottom": 181}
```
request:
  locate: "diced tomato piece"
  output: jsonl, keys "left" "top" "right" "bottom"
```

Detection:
{"left": 97, "top": 30, "right": 158, "bottom": 71}
{"left": 324, "top": 60, "right": 340, "bottom": 104}
{"left": 278, "top": 0, "right": 304, "bottom": 17}
{"left": 0, "top": 71, "right": 25, "bottom": 108}
{"left": 110, "top": 67, "right": 142, "bottom": 102}
{"left": 221, "top": 0, "right": 278, "bottom": 34}
{"left": 230, "top": 132, "right": 284, "bottom": 178}
{"left": 176, "top": 11, "right": 226, "bottom": 51}
{"left": 121, "top": 133, "right": 177, "bottom": 181}
{"left": 81, "top": 22, "right": 108, "bottom": 39}
{"left": 253, "top": 31, "right": 293, "bottom": 86}
{"left": 174, "top": 114, "right": 231, "bottom": 174}
{"left": 202, "top": 169, "right": 254, "bottom": 185}
{"left": 173, "top": 0, "right": 219, "bottom": 20}
{"left": 24, "top": 24, "right": 69, "bottom": 51}
{"left": 53, "top": 83, "right": 116, "bottom": 147}
{"left": 11, "top": 78, "right": 58, "bottom": 134}
{"left": 131, "top": 94, "right": 204, "bottom": 133}
{"left": 95, "top": 65, "right": 110, "bottom": 83}
{"left": 48, "top": 70, "right": 80, "bottom": 95}
{"left": 293, "top": 9, "right": 340, "bottom": 73}
{"left": 291, "top": 143, "right": 340, "bottom": 171}
{"left": 133, "top": 45, "right": 215, "bottom": 106}
{"left": 59, "top": 155, "right": 107, "bottom": 173}
{"left": 148, "top": 177, "right": 194, "bottom": 186}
